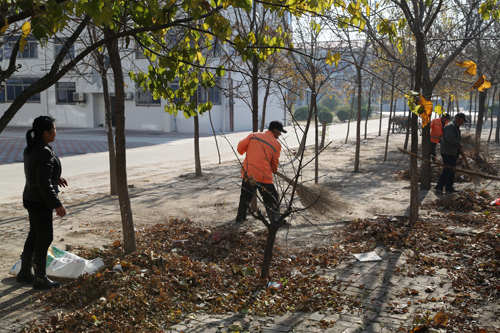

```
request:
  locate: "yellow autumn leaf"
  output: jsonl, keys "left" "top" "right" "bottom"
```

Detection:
{"left": 434, "top": 105, "right": 443, "bottom": 115}
{"left": 21, "top": 21, "right": 31, "bottom": 37}
{"left": 0, "top": 18, "right": 8, "bottom": 35}
{"left": 472, "top": 75, "right": 491, "bottom": 91}
{"left": 19, "top": 36, "right": 27, "bottom": 52}
{"left": 450, "top": 94, "right": 454, "bottom": 102}
{"left": 456, "top": 60, "right": 476, "bottom": 76}
{"left": 419, "top": 95, "right": 433, "bottom": 116}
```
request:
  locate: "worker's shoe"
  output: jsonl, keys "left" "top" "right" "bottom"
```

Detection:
{"left": 16, "top": 255, "right": 34, "bottom": 284}
{"left": 33, "top": 276, "right": 60, "bottom": 290}
{"left": 446, "top": 188, "right": 458, "bottom": 194}
{"left": 434, "top": 188, "right": 443, "bottom": 196}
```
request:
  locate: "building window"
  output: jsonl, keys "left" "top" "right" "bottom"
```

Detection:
{"left": 135, "top": 43, "right": 146, "bottom": 59}
{"left": 54, "top": 37, "right": 75, "bottom": 60}
{"left": 208, "top": 83, "right": 221, "bottom": 105}
{"left": 3, "top": 36, "right": 38, "bottom": 59}
{"left": 3, "top": 78, "right": 41, "bottom": 103}
{"left": 136, "top": 86, "right": 160, "bottom": 106}
{"left": 56, "top": 82, "right": 76, "bottom": 104}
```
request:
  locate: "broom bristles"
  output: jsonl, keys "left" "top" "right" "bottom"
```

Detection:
{"left": 276, "top": 172, "right": 346, "bottom": 214}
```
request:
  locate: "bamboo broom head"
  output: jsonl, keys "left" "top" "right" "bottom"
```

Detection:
{"left": 276, "top": 172, "right": 347, "bottom": 215}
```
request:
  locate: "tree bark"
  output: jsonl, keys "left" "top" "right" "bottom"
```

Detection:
{"left": 260, "top": 77, "right": 272, "bottom": 132}
{"left": 354, "top": 66, "right": 362, "bottom": 172}
{"left": 364, "top": 78, "right": 373, "bottom": 140}
{"left": 314, "top": 99, "right": 319, "bottom": 184}
{"left": 496, "top": 90, "right": 500, "bottom": 144}
{"left": 261, "top": 224, "right": 278, "bottom": 279}
{"left": 105, "top": 29, "right": 136, "bottom": 254}
{"left": 383, "top": 77, "right": 395, "bottom": 162}
{"left": 487, "top": 86, "right": 497, "bottom": 143}
{"left": 345, "top": 93, "right": 354, "bottom": 144}
{"left": 194, "top": 115, "right": 202, "bottom": 176}
{"left": 378, "top": 83, "right": 384, "bottom": 136}
{"left": 251, "top": 56, "right": 259, "bottom": 132}
{"left": 474, "top": 90, "right": 487, "bottom": 157}
{"left": 101, "top": 73, "right": 117, "bottom": 195}
{"left": 403, "top": 99, "right": 411, "bottom": 151}
{"left": 468, "top": 90, "right": 473, "bottom": 132}
{"left": 320, "top": 122, "right": 327, "bottom": 149}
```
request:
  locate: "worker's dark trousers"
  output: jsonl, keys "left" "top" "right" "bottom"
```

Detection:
{"left": 436, "top": 154, "right": 458, "bottom": 192}
{"left": 236, "top": 179, "right": 279, "bottom": 223}
{"left": 430, "top": 142, "right": 437, "bottom": 160}
{"left": 20, "top": 207, "right": 53, "bottom": 277}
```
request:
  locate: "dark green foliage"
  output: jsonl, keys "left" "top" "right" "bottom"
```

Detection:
{"left": 294, "top": 106, "right": 309, "bottom": 121}
{"left": 319, "top": 111, "right": 333, "bottom": 123}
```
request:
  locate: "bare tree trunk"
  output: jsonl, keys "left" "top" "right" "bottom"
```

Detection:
{"left": 105, "top": 29, "right": 136, "bottom": 254}
{"left": 487, "top": 86, "right": 497, "bottom": 143}
{"left": 260, "top": 77, "right": 272, "bottom": 132}
{"left": 251, "top": 56, "right": 259, "bottom": 132}
{"left": 378, "top": 83, "right": 384, "bottom": 136}
{"left": 320, "top": 122, "right": 327, "bottom": 149}
{"left": 420, "top": 87, "right": 433, "bottom": 190}
{"left": 475, "top": 90, "right": 487, "bottom": 157}
{"left": 314, "top": 100, "right": 319, "bottom": 184}
{"left": 261, "top": 224, "right": 278, "bottom": 279}
{"left": 496, "top": 90, "right": 500, "bottom": 144}
{"left": 354, "top": 66, "right": 362, "bottom": 172}
{"left": 473, "top": 91, "right": 478, "bottom": 126}
{"left": 101, "top": 73, "right": 117, "bottom": 195}
{"left": 404, "top": 100, "right": 411, "bottom": 150}
{"left": 194, "top": 115, "right": 202, "bottom": 176}
{"left": 364, "top": 78, "right": 373, "bottom": 140}
{"left": 345, "top": 94, "right": 354, "bottom": 144}
{"left": 208, "top": 110, "right": 221, "bottom": 164}
{"left": 229, "top": 74, "right": 234, "bottom": 132}
{"left": 383, "top": 78, "right": 395, "bottom": 162}
{"left": 468, "top": 90, "right": 473, "bottom": 132}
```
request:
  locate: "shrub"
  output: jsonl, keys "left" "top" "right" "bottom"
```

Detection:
{"left": 294, "top": 106, "right": 309, "bottom": 121}
{"left": 335, "top": 105, "right": 351, "bottom": 122}
{"left": 318, "top": 111, "right": 333, "bottom": 124}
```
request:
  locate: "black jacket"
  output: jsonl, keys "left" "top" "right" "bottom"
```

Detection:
{"left": 23, "top": 143, "right": 62, "bottom": 209}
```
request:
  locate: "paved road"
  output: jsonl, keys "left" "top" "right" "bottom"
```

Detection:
{"left": 0, "top": 118, "right": 388, "bottom": 202}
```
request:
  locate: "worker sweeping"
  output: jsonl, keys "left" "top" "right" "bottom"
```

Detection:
{"left": 430, "top": 113, "right": 450, "bottom": 162}
{"left": 235, "top": 121, "right": 286, "bottom": 225}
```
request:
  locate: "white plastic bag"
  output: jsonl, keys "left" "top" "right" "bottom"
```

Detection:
{"left": 9, "top": 246, "right": 104, "bottom": 279}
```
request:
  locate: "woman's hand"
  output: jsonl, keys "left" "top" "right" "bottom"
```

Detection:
{"left": 55, "top": 206, "right": 66, "bottom": 217}
{"left": 58, "top": 178, "right": 68, "bottom": 187}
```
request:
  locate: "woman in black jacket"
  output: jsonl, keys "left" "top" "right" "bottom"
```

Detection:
{"left": 17, "top": 116, "right": 67, "bottom": 290}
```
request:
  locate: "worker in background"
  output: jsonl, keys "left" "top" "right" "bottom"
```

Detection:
{"left": 235, "top": 121, "right": 286, "bottom": 225}
{"left": 430, "top": 113, "right": 450, "bottom": 162}
{"left": 435, "top": 113, "right": 467, "bottom": 195}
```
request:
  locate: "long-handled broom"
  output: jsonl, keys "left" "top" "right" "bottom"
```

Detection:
{"left": 275, "top": 171, "right": 346, "bottom": 215}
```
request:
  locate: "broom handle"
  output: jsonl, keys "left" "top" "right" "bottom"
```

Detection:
{"left": 398, "top": 148, "right": 500, "bottom": 181}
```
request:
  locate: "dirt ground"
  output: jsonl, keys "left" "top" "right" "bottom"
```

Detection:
{"left": 1, "top": 132, "right": 499, "bottom": 332}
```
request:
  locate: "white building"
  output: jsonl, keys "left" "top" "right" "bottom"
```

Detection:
{"left": 1, "top": 34, "right": 288, "bottom": 134}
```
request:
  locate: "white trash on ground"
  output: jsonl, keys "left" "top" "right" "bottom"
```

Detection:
{"left": 9, "top": 246, "right": 104, "bottom": 279}
{"left": 353, "top": 251, "right": 382, "bottom": 262}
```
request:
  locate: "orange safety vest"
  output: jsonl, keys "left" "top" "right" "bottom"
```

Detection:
{"left": 430, "top": 118, "right": 445, "bottom": 143}
{"left": 237, "top": 130, "right": 281, "bottom": 184}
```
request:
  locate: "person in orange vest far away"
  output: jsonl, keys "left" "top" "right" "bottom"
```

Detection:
{"left": 430, "top": 113, "right": 450, "bottom": 162}
{"left": 235, "top": 121, "right": 286, "bottom": 226}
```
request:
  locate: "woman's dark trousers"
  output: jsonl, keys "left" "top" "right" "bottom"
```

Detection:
{"left": 236, "top": 179, "right": 279, "bottom": 223}
{"left": 21, "top": 207, "right": 53, "bottom": 279}
{"left": 436, "top": 154, "right": 458, "bottom": 192}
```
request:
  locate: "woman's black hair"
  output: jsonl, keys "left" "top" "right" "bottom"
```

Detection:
{"left": 25, "top": 116, "right": 55, "bottom": 151}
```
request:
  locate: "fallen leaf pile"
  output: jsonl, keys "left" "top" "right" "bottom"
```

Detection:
{"left": 339, "top": 206, "right": 498, "bottom": 332}
{"left": 24, "top": 219, "right": 355, "bottom": 332}
{"left": 23, "top": 189, "right": 499, "bottom": 332}
{"left": 427, "top": 189, "right": 494, "bottom": 212}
